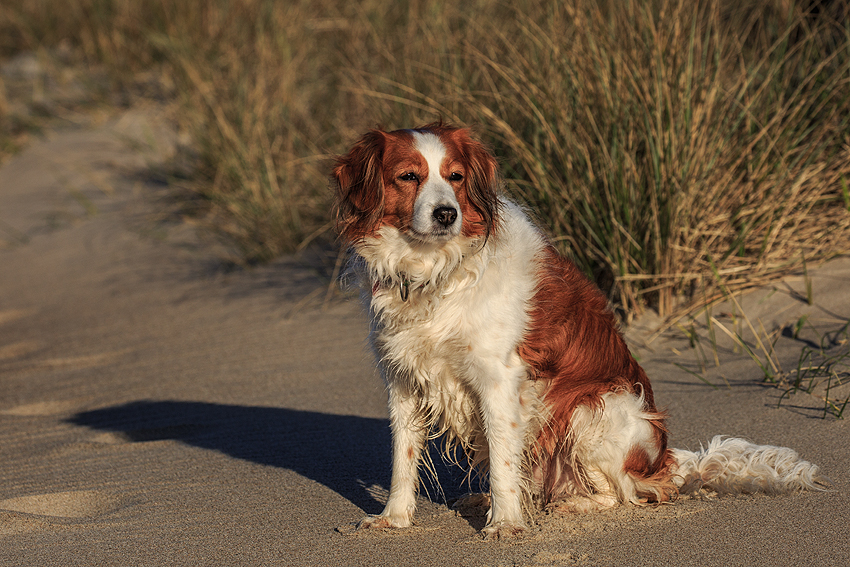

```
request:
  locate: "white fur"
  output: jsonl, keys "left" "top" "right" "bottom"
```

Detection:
{"left": 352, "top": 199, "right": 547, "bottom": 537}
{"left": 409, "top": 132, "right": 462, "bottom": 241}
{"left": 672, "top": 436, "right": 828, "bottom": 495}
{"left": 568, "top": 391, "right": 662, "bottom": 507}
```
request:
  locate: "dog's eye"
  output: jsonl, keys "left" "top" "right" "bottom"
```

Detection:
{"left": 399, "top": 172, "right": 418, "bottom": 182}
{"left": 449, "top": 172, "right": 463, "bottom": 182}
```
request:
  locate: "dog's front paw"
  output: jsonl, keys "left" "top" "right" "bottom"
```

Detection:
{"left": 356, "top": 514, "right": 411, "bottom": 530}
{"left": 481, "top": 520, "right": 526, "bottom": 540}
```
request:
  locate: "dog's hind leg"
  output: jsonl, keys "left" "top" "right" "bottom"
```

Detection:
{"left": 549, "top": 466, "right": 620, "bottom": 513}
{"left": 565, "top": 390, "right": 673, "bottom": 508}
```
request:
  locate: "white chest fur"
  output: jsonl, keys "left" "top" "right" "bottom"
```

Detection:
{"left": 351, "top": 201, "right": 547, "bottom": 445}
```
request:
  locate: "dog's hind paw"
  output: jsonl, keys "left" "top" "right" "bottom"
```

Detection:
{"left": 451, "top": 492, "right": 491, "bottom": 516}
{"left": 356, "top": 514, "right": 411, "bottom": 530}
{"left": 481, "top": 520, "right": 526, "bottom": 540}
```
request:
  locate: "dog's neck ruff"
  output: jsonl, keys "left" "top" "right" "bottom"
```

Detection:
{"left": 352, "top": 226, "right": 488, "bottom": 317}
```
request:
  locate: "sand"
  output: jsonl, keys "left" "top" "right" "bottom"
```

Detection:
{"left": 1, "top": 107, "right": 848, "bottom": 567}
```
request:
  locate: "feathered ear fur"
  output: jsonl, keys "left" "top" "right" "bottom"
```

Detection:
{"left": 332, "top": 129, "right": 387, "bottom": 243}
{"left": 456, "top": 130, "right": 501, "bottom": 239}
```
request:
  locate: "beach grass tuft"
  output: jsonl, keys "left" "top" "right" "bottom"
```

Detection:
{"left": 1, "top": 0, "right": 848, "bottom": 311}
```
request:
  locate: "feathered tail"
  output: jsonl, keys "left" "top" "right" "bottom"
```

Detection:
{"left": 671, "top": 436, "right": 831, "bottom": 495}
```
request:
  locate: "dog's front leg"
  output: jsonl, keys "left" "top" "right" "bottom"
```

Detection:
{"left": 477, "top": 365, "right": 528, "bottom": 539}
{"left": 358, "top": 381, "right": 425, "bottom": 530}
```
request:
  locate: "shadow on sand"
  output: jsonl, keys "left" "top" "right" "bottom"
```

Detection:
{"left": 67, "top": 400, "right": 468, "bottom": 514}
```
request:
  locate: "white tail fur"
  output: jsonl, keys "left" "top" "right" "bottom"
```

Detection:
{"left": 672, "top": 436, "right": 830, "bottom": 495}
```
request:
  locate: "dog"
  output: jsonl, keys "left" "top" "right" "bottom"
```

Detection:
{"left": 332, "top": 122, "right": 828, "bottom": 539}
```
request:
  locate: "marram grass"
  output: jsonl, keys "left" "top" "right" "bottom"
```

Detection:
{"left": 2, "top": 0, "right": 848, "bottom": 317}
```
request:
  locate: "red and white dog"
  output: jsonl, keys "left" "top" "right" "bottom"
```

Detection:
{"left": 332, "top": 123, "right": 826, "bottom": 539}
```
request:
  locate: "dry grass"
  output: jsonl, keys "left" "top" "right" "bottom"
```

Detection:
{"left": 676, "top": 292, "right": 850, "bottom": 418}
{"left": 374, "top": 0, "right": 850, "bottom": 318}
{"left": 1, "top": 0, "right": 849, "bottom": 314}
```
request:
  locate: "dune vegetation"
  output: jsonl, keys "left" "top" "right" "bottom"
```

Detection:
{"left": 2, "top": 0, "right": 848, "bottom": 318}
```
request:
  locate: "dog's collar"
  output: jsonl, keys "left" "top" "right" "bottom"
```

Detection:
{"left": 372, "top": 276, "right": 413, "bottom": 302}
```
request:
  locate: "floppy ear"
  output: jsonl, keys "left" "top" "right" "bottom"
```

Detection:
{"left": 332, "top": 130, "right": 387, "bottom": 242}
{"left": 459, "top": 131, "right": 501, "bottom": 238}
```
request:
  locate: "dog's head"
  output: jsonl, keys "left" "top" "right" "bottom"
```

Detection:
{"left": 332, "top": 123, "right": 500, "bottom": 244}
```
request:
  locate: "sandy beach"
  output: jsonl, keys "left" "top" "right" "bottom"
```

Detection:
{"left": 1, "top": 109, "right": 848, "bottom": 566}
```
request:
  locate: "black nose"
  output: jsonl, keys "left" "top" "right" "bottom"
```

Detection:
{"left": 433, "top": 206, "right": 458, "bottom": 228}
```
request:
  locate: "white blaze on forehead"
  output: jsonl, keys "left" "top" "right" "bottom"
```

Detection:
{"left": 409, "top": 131, "right": 461, "bottom": 239}
{"left": 411, "top": 131, "right": 448, "bottom": 173}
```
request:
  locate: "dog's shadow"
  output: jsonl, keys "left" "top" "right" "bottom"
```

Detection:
{"left": 67, "top": 400, "right": 468, "bottom": 515}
